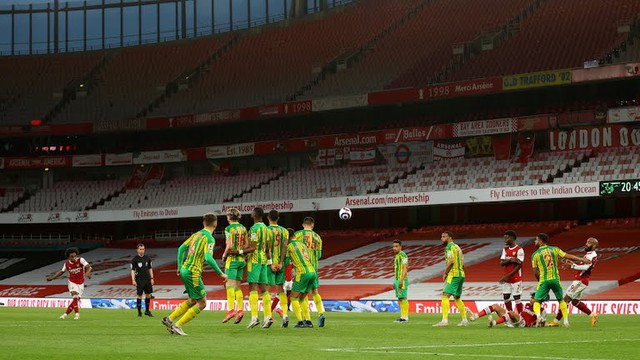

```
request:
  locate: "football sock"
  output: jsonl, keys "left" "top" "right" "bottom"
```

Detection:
{"left": 72, "top": 298, "right": 79, "bottom": 313}
{"left": 249, "top": 291, "right": 259, "bottom": 318}
{"left": 504, "top": 300, "right": 513, "bottom": 311}
{"left": 144, "top": 298, "right": 150, "bottom": 311}
{"left": 262, "top": 292, "right": 272, "bottom": 318}
{"left": 455, "top": 298, "right": 467, "bottom": 320}
{"left": 515, "top": 300, "right": 523, "bottom": 314}
{"left": 495, "top": 315, "right": 507, "bottom": 325}
{"left": 533, "top": 301, "right": 541, "bottom": 316}
{"left": 65, "top": 301, "right": 74, "bottom": 315}
{"left": 235, "top": 289, "right": 244, "bottom": 311}
{"left": 291, "top": 298, "right": 302, "bottom": 321}
{"left": 556, "top": 308, "right": 563, "bottom": 320}
{"left": 312, "top": 293, "right": 325, "bottom": 315}
{"left": 278, "top": 292, "right": 288, "bottom": 317}
{"left": 478, "top": 306, "right": 492, "bottom": 318}
{"left": 226, "top": 287, "right": 236, "bottom": 311}
{"left": 271, "top": 294, "right": 280, "bottom": 311}
{"left": 176, "top": 306, "right": 201, "bottom": 327}
{"left": 169, "top": 300, "right": 192, "bottom": 321}
{"left": 575, "top": 301, "right": 592, "bottom": 315}
{"left": 137, "top": 298, "right": 142, "bottom": 313}
{"left": 441, "top": 296, "right": 450, "bottom": 321}
{"left": 559, "top": 301, "right": 569, "bottom": 320}
{"left": 301, "top": 297, "right": 311, "bottom": 321}
{"left": 400, "top": 299, "right": 409, "bottom": 319}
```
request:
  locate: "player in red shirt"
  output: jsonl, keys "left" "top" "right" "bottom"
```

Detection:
{"left": 470, "top": 292, "right": 547, "bottom": 328}
{"left": 46, "top": 247, "right": 92, "bottom": 320}
{"left": 499, "top": 230, "right": 525, "bottom": 313}
{"left": 548, "top": 237, "right": 599, "bottom": 327}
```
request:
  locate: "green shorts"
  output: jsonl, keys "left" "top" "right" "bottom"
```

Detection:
{"left": 268, "top": 267, "right": 286, "bottom": 286}
{"left": 247, "top": 262, "right": 268, "bottom": 284}
{"left": 225, "top": 260, "right": 246, "bottom": 281}
{"left": 180, "top": 268, "right": 206, "bottom": 300}
{"left": 394, "top": 279, "right": 408, "bottom": 299}
{"left": 443, "top": 276, "right": 464, "bottom": 297}
{"left": 292, "top": 272, "right": 317, "bottom": 294}
{"left": 535, "top": 279, "right": 563, "bottom": 301}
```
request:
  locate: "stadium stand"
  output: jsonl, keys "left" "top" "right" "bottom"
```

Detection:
{"left": 0, "top": 188, "right": 25, "bottom": 212}
{"left": 449, "top": 0, "right": 640, "bottom": 81}
{"left": 560, "top": 146, "right": 640, "bottom": 183}
{"left": 14, "top": 180, "right": 126, "bottom": 212}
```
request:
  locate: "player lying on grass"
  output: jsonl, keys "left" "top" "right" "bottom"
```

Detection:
{"left": 469, "top": 293, "right": 547, "bottom": 328}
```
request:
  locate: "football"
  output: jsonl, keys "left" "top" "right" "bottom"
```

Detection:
{"left": 339, "top": 207, "right": 352, "bottom": 220}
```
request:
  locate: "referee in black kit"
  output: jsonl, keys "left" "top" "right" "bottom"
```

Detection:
{"left": 131, "top": 243, "right": 154, "bottom": 317}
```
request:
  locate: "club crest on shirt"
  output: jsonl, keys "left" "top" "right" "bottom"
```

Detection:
{"left": 138, "top": 262, "right": 143, "bottom": 268}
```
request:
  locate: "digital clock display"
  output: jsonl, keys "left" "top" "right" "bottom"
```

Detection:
{"left": 599, "top": 179, "right": 640, "bottom": 196}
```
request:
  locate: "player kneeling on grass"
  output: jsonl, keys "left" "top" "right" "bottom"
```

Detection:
{"left": 162, "top": 213, "right": 228, "bottom": 335}
{"left": 470, "top": 293, "right": 547, "bottom": 328}
{"left": 46, "top": 247, "right": 92, "bottom": 320}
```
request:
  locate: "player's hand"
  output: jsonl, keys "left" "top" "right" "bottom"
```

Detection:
{"left": 46, "top": 276, "right": 52, "bottom": 282}
{"left": 498, "top": 276, "right": 508, "bottom": 284}
{"left": 270, "top": 264, "right": 277, "bottom": 272}
{"left": 176, "top": 269, "right": 180, "bottom": 276}
{"left": 400, "top": 281, "right": 405, "bottom": 290}
{"left": 220, "top": 273, "right": 229, "bottom": 282}
{"left": 86, "top": 272, "right": 91, "bottom": 279}
{"left": 132, "top": 280, "right": 137, "bottom": 287}
{"left": 442, "top": 274, "right": 447, "bottom": 281}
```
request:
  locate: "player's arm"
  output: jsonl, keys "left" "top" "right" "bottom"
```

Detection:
{"left": 317, "top": 235, "right": 323, "bottom": 260}
{"left": 176, "top": 243, "right": 187, "bottom": 275}
{"left": 46, "top": 270, "right": 64, "bottom": 281}
{"left": 558, "top": 248, "right": 592, "bottom": 264}
{"left": 279, "top": 231, "right": 289, "bottom": 269}
{"left": 400, "top": 257, "right": 408, "bottom": 288}
{"left": 149, "top": 261, "right": 154, "bottom": 285}
{"left": 81, "top": 258, "right": 92, "bottom": 279}
{"left": 499, "top": 248, "right": 510, "bottom": 266}
{"left": 243, "top": 231, "right": 258, "bottom": 254}
{"left": 131, "top": 262, "right": 137, "bottom": 286}
{"left": 222, "top": 230, "right": 232, "bottom": 260}
{"left": 205, "top": 238, "right": 227, "bottom": 279}
{"left": 532, "top": 255, "right": 540, "bottom": 281}
{"left": 442, "top": 258, "right": 454, "bottom": 281}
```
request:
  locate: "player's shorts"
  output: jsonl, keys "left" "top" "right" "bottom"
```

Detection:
{"left": 565, "top": 280, "right": 588, "bottom": 300}
{"left": 510, "top": 317, "right": 527, "bottom": 328}
{"left": 68, "top": 281, "right": 84, "bottom": 297}
{"left": 225, "top": 260, "right": 246, "bottom": 281}
{"left": 268, "top": 267, "right": 286, "bottom": 286}
{"left": 292, "top": 272, "right": 317, "bottom": 294}
{"left": 247, "top": 262, "right": 268, "bottom": 284}
{"left": 180, "top": 268, "right": 206, "bottom": 300}
{"left": 394, "top": 279, "right": 408, "bottom": 299}
{"left": 444, "top": 276, "right": 464, "bottom": 297}
{"left": 535, "top": 279, "right": 563, "bottom": 301}
{"left": 311, "top": 272, "right": 320, "bottom": 289}
{"left": 136, "top": 281, "right": 153, "bottom": 296}
{"left": 502, "top": 281, "right": 523, "bottom": 296}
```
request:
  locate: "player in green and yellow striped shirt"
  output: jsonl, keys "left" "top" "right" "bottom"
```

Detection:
{"left": 161, "top": 213, "right": 228, "bottom": 335}
{"left": 244, "top": 207, "right": 273, "bottom": 329}
{"left": 434, "top": 231, "right": 468, "bottom": 327}
{"left": 267, "top": 210, "right": 290, "bottom": 327}
{"left": 293, "top": 217, "right": 325, "bottom": 327}
{"left": 531, "top": 233, "right": 591, "bottom": 327}
{"left": 221, "top": 208, "right": 247, "bottom": 325}
{"left": 392, "top": 240, "right": 409, "bottom": 323}
{"left": 285, "top": 235, "right": 318, "bottom": 328}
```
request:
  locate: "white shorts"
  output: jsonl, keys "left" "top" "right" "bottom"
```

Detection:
{"left": 510, "top": 317, "right": 526, "bottom": 328}
{"left": 566, "top": 280, "right": 587, "bottom": 300}
{"left": 68, "top": 282, "right": 84, "bottom": 297}
{"left": 502, "top": 281, "right": 523, "bottom": 297}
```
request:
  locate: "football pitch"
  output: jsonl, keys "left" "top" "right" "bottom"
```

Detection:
{"left": 1, "top": 308, "right": 638, "bottom": 360}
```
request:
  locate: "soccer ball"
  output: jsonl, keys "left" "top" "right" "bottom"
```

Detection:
{"left": 339, "top": 207, "right": 352, "bottom": 220}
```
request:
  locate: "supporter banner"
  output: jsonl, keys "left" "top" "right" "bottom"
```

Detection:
{"left": 319, "top": 133, "right": 382, "bottom": 148}
{"left": 433, "top": 141, "right": 465, "bottom": 161}
{"left": 466, "top": 136, "right": 493, "bottom": 158}
{"left": 132, "top": 150, "right": 186, "bottom": 164}
{"left": 608, "top": 106, "right": 640, "bottom": 124}
{"left": 206, "top": 143, "right": 255, "bottom": 159}
{"left": 452, "top": 118, "right": 517, "bottom": 137}
{"left": 382, "top": 125, "right": 453, "bottom": 142}
{"left": 0, "top": 182, "right": 599, "bottom": 224}
{"left": 283, "top": 100, "right": 312, "bottom": 115}
{"left": 312, "top": 94, "right": 368, "bottom": 112}
{"left": 516, "top": 134, "right": 535, "bottom": 163}
{"left": 95, "top": 118, "right": 145, "bottom": 133}
{"left": 492, "top": 135, "right": 511, "bottom": 160}
{"left": 572, "top": 62, "right": 640, "bottom": 82}
{"left": 72, "top": 154, "right": 103, "bottom": 167}
{"left": 517, "top": 114, "right": 551, "bottom": 131}
{"left": 378, "top": 142, "right": 433, "bottom": 165}
{"left": 556, "top": 110, "right": 600, "bottom": 127}
{"left": 104, "top": 153, "right": 133, "bottom": 166}
{"left": 3, "top": 156, "right": 71, "bottom": 169}
{"left": 421, "top": 77, "right": 502, "bottom": 100}
{"left": 548, "top": 125, "right": 640, "bottom": 151}
{"left": 503, "top": 69, "right": 572, "bottom": 91}
{"left": 349, "top": 147, "right": 377, "bottom": 165}
{"left": 316, "top": 148, "right": 336, "bottom": 167}
{"left": 1, "top": 297, "right": 638, "bottom": 314}
{"left": 0, "top": 123, "right": 93, "bottom": 137}
{"left": 258, "top": 104, "right": 283, "bottom": 116}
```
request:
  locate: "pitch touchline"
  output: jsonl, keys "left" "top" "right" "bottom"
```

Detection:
{"left": 321, "top": 338, "right": 640, "bottom": 351}
{"left": 331, "top": 350, "right": 611, "bottom": 360}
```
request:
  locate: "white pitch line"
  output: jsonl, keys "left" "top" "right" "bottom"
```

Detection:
{"left": 321, "top": 338, "right": 640, "bottom": 352}
{"left": 332, "top": 350, "right": 611, "bottom": 360}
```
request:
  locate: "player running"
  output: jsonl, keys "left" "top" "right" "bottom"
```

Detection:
{"left": 161, "top": 213, "right": 228, "bottom": 335}
{"left": 531, "top": 233, "right": 591, "bottom": 327}
{"left": 471, "top": 293, "right": 547, "bottom": 328}
{"left": 433, "top": 231, "right": 469, "bottom": 327}
{"left": 46, "top": 247, "right": 92, "bottom": 320}
{"left": 131, "top": 243, "right": 154, "bottom": 317}
{"left": 294, "top": 217, "right": 325, "bottom": 327}
{"left": 266, "top": 210, "right": 290, "bottom": 328}
{"left": 285, "top": 234, "right": 319, "bottom": 328}
{"left": 221, "top": 208, "right": 248, "bottom": 324}
{"left": 499, "top": 230, "right": 524, "bottom": 313}
{"left": 548, "top": 237, "right": 599, "bottom": 327}
{"left": 392, "top": 240, "right": 409, "bottom": 323}
{"left": 244, "top": 207, "right": 274, "bottom": 329}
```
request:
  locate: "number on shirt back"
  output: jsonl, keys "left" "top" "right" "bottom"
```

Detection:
{"left": 542, "top": 250, "right": 553, "bottom": 269}
{"left": 274, "top": 232, "right": 281, "bottom": 247}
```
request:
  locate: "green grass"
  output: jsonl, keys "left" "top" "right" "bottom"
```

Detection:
{"left": 1, "top": 308, "right": 638, "bottom": 360}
